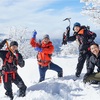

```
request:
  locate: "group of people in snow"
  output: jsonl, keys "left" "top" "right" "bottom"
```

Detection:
{"left": 0, "top": 32, "right": 63, "bottom": 99}
{"left": 62, "top": 22, "right": 100, "bottom": 84}
{"left": 0, "top": 22, "right": 100, "bottom": 99}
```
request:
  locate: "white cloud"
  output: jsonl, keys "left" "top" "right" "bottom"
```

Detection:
{"left": 0, "top": 0, "right": 99, "bottom": 39}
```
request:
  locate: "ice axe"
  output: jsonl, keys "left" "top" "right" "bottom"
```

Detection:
{"left": 63, "top": 18, "right": 71, "bottom": 27}
{"left": 62, "top": 18, "right": 71, "bottom": 45}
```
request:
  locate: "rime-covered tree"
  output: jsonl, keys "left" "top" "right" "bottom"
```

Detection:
{"left": 80, "top": 0, "right": 100, "bottom": 25}
{"left": 7, "top": 27, "right": 37, "bottom": 59}
{"left": 59, "top": 41, "right": 78, "bottom": 56}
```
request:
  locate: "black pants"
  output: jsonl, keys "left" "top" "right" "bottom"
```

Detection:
{"left": 3, "top": 72, "right": 27, "bottom": 96}
{"left": 76, "top": 51, "right": 91, "bottom": 75}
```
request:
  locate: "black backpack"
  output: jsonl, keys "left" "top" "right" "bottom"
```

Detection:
{"left": 0, "top": 50, "right": 8, "bottom": 62}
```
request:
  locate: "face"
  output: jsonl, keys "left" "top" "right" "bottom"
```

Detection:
{"left": 43, "top": 38, "right": 50, "bottom": 44}
{"left": 74, "top": 26, "right": 80, "bottom": 32}
{"left": 90, "top": 45, "right": 99, "bottom": 56}
{"left": 10, "top": 45, "right": 18, "bottom": 53}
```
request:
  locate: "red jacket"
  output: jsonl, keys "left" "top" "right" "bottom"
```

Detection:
{"left": 30, "top": 38, "right": 54, "bottom": 66}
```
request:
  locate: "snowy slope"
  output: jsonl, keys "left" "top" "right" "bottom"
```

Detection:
{"left": 0, "top": 56, "right": 100, "bottom": 100}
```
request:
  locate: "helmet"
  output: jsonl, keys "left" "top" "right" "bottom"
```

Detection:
{"left": 10, "top": 41, "right": 18, "bottom": 47}
{"left": 73, "top": 22, "right": 81, "bottom": 30}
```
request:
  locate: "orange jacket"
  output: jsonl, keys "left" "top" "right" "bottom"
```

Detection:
{"left": 30, "top": 38, "right": 54, "bottom": 66}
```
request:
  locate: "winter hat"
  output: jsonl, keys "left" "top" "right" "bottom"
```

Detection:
{"left": 43, "top": 34, "right": 50, "bottom": 39}
{"left": 10, "top": 41, "right": 18, "bottom": 47}
{"left": 73, "top": 22, "right": 81, "bottom": 30}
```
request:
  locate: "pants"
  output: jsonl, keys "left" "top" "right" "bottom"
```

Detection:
{"left": 84, "top": 73, "right": 100, "bottom": 83}
{"left": 76, "top": 51, "right": 91, "bottom": 75}
{"left": 3, "top": 72, "right": 27, "bottom": 96}
{"left": 39, "top": 62, "right": 63, "bottom": 82}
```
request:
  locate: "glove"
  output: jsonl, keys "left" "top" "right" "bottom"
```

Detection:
{"left": 17, "top": 53, "right": 25, "bottom": 67}
{"left": 32, "top": 30, "right": 37, "bottom": 39}
{"left": 66, "top": 26, "right": 70, "bottom": 33}
{"left": 0, "top": 39, "right": 8, "bottom": 47}
{"left": 18, "top": 60, "right": 25, "bottom": 67}
{"left": 15, "top": 50, "right": 19, "bottom": 53}
{"left": 18, "top": 53, "right": 23, "bottom": 61}
{"left": 35, "top": 47, "right": 42, "bottom": 52}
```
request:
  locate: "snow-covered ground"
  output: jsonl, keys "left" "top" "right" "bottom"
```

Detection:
{"left": 0, "top": 55, "right": 100, "bottom": 100}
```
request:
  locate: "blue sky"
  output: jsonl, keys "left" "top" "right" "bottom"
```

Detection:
{"left": 0, "top": 0, "right": 98, "bottom": 39}
{"left": 42, "top": 0, "right": 84, "bottom": 12}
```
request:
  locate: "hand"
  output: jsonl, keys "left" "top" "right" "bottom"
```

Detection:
{"left": 66, "top": 26, "right": 70, "bottom": 33}
{"left": 17, "top": 53, "right": 25, "bottom": 67}
{"left": 35, "top": 47, "right": 42, "bottom": 52}
{"left": 18, "top": 59, "right": 25, "bottom": 67}
{"left": 18, "top": 53, "right": 23, "bottom": 61}
{"left": 1, "top": 39, "right": 8, "bottom": 45}
{"left": 15, "top": 50, "right": 19, "bottom": 53}
{"left": 32, "top": 30, "right": 37, "bottom": 39}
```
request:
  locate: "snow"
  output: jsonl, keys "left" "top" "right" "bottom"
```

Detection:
{"left": 0, "top": 55, "right": 100, "bottom": 100}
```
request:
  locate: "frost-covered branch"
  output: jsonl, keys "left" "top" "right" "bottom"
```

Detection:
{"left": 80, "top": 0, "right": 100, "bottom": 25}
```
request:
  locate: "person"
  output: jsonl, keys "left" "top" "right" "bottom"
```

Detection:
{"left": 83, "top": 43, "right": 100, "bottom": 84}
{"left": 0, "top": 39, "right": 8, "bottom": 84}
{"left": 30, "top": 31, "right": 63, "bottom": 82}
{"left": 0, "top": 41, "right": 27, "bottom": 100}
{"left": 66, "top": 22, "right": 96, "bottom": 77}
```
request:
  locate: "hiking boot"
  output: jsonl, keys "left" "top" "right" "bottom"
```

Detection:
{"left": 75, "top": 72, "right": 80, "bottom": 77}
{"left": 19, "top": 87, "right": 27, "bottom": 97}
{"left": 19, "top": 90, "right": 26, "bottom": 97}
{"left": 58, "top": 71, "right": 63, "bottom": 77}
{"left": 90, "top": 80, "right": 99, "bottom": 84}
{"left": 5, "top": 91, "right": 13, "bottom": 100}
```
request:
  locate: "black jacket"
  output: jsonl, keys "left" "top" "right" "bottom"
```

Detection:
{"left": 2, "top": 51, "right": 25, "bottom": 72}
{"left": 67, "top": 26, "right": 96, "bottom": 52}
{"left": 85, "top": 52, "right": 100, "bottom": 76}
